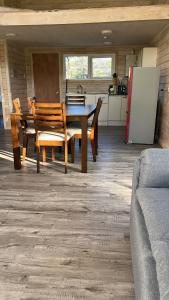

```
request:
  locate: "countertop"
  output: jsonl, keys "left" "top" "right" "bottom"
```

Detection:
{"left": 66, "top": 93, "right": 127, "bottom": 96}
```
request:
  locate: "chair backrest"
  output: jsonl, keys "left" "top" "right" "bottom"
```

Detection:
{"left": 66, "top": 95, "right": 85, "bottom": 105}
{"left": 13, "top": 98, "right": 28, "bottom": 130}
{"left": 91, "top": 98, "right": 102, "bottom": 128}
{"left": 32, "top": 102, "right": 67, "bottom": 135}
{"left": 27, "top": 97, "right": 32, "bottom": 110}
{"left": 27, "top": 97, "right": 37, "bottom": 113}
{"left": 13, "top": 98, "right": 21, "bottom": 114}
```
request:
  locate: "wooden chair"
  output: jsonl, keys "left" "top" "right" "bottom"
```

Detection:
{"left": 66, "top": 95, "right": 86, "bottom": 147}
{"left": 66, "top": 95, "right": 85, "bottom": 105}
{"left": 13, "top": 97, "right": 21, "bottom": 114}
{"left": 69, "top": 98, "right": 102, "bottom": 162}
{"left": 27, "top": 97, "right": 37, "bottom": 113}
{"left": 13, "top": 98, "right": 35, "bottom": 160}
{"left": 32, "top": 102, "right": 74, "bottom": 173}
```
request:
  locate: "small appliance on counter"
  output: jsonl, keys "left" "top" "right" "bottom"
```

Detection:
{"left": 118, "top": 76, "right": 128, "bottom": 95}
{"left": 118, "top": 84, "right": 127, "bottom": 95}
{"left": 108, "top": 84, "right": 114, "bottom": 95}
{"left": 108, "top": 83, "right": 127, "bottom": 95}
{"left": 108, "top": 73, "right": 120, "bottom": 95}
{"left": 108, "top": 73, "right": 128, "bottom": 95}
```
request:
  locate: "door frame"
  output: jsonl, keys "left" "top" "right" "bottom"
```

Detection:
{"left": 30, "top": 50, "right": 61, "bottom": 102}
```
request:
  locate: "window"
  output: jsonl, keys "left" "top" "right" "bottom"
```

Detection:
{"left": 91, "top": 56, "right": 113, "bottom": 79}
{"left": 64, "top": 54, "right": 115, "bottom": 80}
{"left": 65, "top": 56, "right": 88, "bottom": 80}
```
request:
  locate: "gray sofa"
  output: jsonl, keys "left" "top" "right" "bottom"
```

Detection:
{"left": 130, "top": 149, "right": 169, "bottom": 300}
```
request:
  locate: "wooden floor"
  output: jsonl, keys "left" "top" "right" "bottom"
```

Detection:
{"left": 0, "top": 127, "right": 155, "bottom": 300}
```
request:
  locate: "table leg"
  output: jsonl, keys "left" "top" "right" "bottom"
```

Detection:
{"left": 81, "top": 116, "right": 88, "bottom": 173}
{"left": 11, "top": 114, "right": 21, "bottom": 170}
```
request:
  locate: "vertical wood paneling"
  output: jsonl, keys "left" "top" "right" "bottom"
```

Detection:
{"left": 0, "top": 40, "right": 12, "bottom": 129}
{"left": 154, "top": 26, "right": 169, "bottom": 148}
{"left": 8, "top": 43, "right": 27, "bottom": 110}
{"left": 25, "top": 47, "right": 140, "bottom": 100}
{"left": 19, "top": 0, "right": 169, "bottom": 10}
{"left": 4, "top": 0, "right": 21, "bottom": 7}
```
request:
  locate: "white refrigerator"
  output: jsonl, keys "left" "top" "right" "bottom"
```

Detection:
{"left": 125, "top": 66, "right": 160, "bottom": 144}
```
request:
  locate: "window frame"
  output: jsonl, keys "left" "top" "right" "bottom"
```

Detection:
{"left": 63, "top": 54, "right": 116, "bottom": 80}
{"left": 64, "top": 54, "right": 89, "bottom": 80}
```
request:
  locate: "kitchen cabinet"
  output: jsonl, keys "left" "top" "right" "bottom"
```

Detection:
{"left": 66, "top": 93, "right": 127, "bottom": 126}
{"left": 108, "top": 95, "right": 127, "bottom": 125}
{"left": 85, "top": 94, "right": 96, "bottom": 105}
{"left": 85, "top": 94, "right": 96, "bottom": 122}
{"left": 95, "top": 94, "right": 108, "bottom": 125}
{"left": 108, "top": 96, "right": 121, "bottom": 121}
{"left": 121, "top": 96, "right": 127, "bottom": 121}
{"left": 137, "top": 47, "right": 157, "bottom": 67}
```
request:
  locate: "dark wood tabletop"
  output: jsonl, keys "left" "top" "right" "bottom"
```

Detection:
{"left": 66, "top": 104, "right": 96, "bottom": 117}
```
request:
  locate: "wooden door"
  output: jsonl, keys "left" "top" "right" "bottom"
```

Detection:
{"left": 33, "top": 53, "right": 60, "bottom": 102}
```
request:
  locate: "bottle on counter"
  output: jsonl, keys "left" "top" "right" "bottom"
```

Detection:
{"left": 112, "top": 73, "right": 120, "bottom": 94}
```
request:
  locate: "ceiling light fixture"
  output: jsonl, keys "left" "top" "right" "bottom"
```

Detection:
{"left": 6, "top": 33, "right": 16, "bottom": 37}
{"left": 104, "top": 41, "right": 113, "bottom": 46}
{"left": 101, "top": 30, "right": 112, "bottom": 35}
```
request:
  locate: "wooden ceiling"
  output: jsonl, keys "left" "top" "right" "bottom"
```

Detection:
{"left": 3, "top": 0, "right": 169, "bottom": 10}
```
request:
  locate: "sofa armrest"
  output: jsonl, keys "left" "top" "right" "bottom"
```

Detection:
{"left": 136, "top": 149, "right": 169, "bottom": 188}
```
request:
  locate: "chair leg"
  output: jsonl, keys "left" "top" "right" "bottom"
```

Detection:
{"left": 51, "top": 147, "right": 55, "bottom": 161}
{"left": 64, "top": 143, "right": 68, "bottom": 174}
{"left": 37, "top": 146, "right": 40, "bottom": 173}
{"left": 42, "top": 146, "right": 46, "bottom": 162}
{"left": 22, "top": 134, "right": 28, "bottom": 160}
{"left": 34, "top": 136, "right": 36, "bottom": 152}
{"left": 95, "top": 124, "right": 98, "bottom": 155}
{"left": 70, "top": 138, "right": 75, "bottom": 163}
{"left": 91, "top": 139, "right": 96, "bottom": 162}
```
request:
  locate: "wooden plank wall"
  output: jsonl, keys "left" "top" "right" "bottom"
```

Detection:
{"left": 154, "top": 25, "right": 169, "bottom": 148}
{"left": 7, "top": 43, "right": 27, "bottom": 110}
{"left": 0, "top": 40, "right": 12, "bottom": 129}
{"left": 4, "top": 0, "right": 21, "bottom": 7}
{"left": 19, "top": 0, "right": 169, "bottom": 10}
{"left": 25, "top": 46, "right": 140, "bottom": 101}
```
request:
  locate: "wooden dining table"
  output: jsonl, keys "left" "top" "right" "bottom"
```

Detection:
{"left": 10, "top": 104, "right": 97, "bottom": 173}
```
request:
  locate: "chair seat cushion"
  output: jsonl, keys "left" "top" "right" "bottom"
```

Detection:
{"left": 37, "top": 130, "right": 73, "bottom": 141}
{"left": 26, "top": 128, "right": 35, "bottom": 134}
{"left": 68, "top": 127, "right": 92, "bottom": 136}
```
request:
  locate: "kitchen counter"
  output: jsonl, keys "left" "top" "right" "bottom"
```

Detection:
{"left": 66, "top": 92, "right": 108, "bottom": 96}
{"left": 109, "top": 94, "right": 128, "bottom": 96}
{"left": 66, "top": 93, "right": 128, "bottom": 96}
{"left": 66, "top": 93, "right": 128, "bottom": 126}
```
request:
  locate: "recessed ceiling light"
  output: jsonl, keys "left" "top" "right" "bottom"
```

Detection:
{"left": 104, "top": 41, "right": 113, "bottom": 45}
{"left": 101, "top": 30, "right": 112, "bottom": 35}
{"left": 6, "top": 33, "right": 16, "bottom": 37}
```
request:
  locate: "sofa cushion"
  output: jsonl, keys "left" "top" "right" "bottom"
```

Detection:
{"left": 136, "top": 188, "right": 169, "bottom": 300}
{"left": 139, "top": 149, "right": 169, "bottom": 188}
